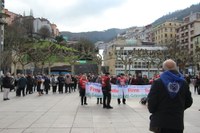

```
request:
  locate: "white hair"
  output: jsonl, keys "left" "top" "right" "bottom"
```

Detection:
{"left": 162, "top": 59, "right": 178, "bottom": 71}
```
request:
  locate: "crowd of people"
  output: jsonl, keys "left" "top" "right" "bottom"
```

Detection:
{"left": 0, "top": 59, "right": 197, "bottom": 132}
{"left": 0, "top": 72, "right": 78, "bottom": 100}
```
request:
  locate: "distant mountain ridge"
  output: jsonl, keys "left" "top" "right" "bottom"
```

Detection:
{"left": 61, "top": 3, "right": 200, "bottom": 43}
{"left": 61, "top": 28, "right": 125, "bottom": 43}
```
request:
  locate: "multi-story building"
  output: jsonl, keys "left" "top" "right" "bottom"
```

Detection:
{"left": 3, "top": 9, "right": 20, "bottom": 25}
{"left": 176, "top": 12, "right": 200, "bottom": 55}
{"left": 153, "top": 20, "right": 183, "bottom": 45}
{"left": 33, "top": 18, "right": 52, "bottom": 35}
{"left": 51, "top": 23, "right": 59, "bottom": 37}
{"left": 137, "top": 24, "right": 153, "bottom": 43}
{"left": 103, "top": 41, "right": 164, "bottom": 78}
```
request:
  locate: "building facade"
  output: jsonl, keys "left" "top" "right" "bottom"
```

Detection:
{"left": 176, "top": 12, "right": 200, "bottom": 55}
{"left": 3, "top": 9, "right": 20, "bottom": 25}
{"left": 153, "top": 21, "right": 183, "bottom": 45}
{"left": 103, "top": 42, "right": 164, "bottom": 78}
{"left": 51, "top": 23, "right": 59, "bottom": 37}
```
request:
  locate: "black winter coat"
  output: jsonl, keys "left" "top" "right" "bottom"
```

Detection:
{"left": 147, "top": 78, "right": 193, "bottom": 130}
{"left": 2, "top": 76, "right": 12, "bottom": 88}
{"left": 18, "top": 77, "right": 27, "bottom": 88}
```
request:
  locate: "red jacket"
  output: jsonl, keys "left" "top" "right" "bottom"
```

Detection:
{"left": 101, "top": 75, "right": 111, "bottom": 91}
{"left": 79, "top": 78, "right": 88, "bottom": 89}
{"left": 117, "top": 77, "right": 127, "bottom": 86}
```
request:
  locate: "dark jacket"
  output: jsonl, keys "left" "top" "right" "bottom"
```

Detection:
{"left": 2, "top": 76, "right": 12, "bottom": 88}
{"left": 26, "top": 76, "right": 34, "bottom": 87}
{"left": 147, "top": 77, "right": 193, "bottom": 130}
{"left": 18, "top": 77, "right": 27, "bottom": 88}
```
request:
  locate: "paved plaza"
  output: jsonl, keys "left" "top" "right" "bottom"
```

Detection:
{"left": 0, "top": 86, "right": 199, "bottom": 133}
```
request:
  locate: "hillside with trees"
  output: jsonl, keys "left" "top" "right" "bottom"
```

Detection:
{"left": 152, "top": 2, "right": 200, "bottom": 26}
{"left": 60, "top": 28, "right": 125, "bottom": 43}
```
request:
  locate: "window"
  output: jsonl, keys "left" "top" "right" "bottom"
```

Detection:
{"left": 115, "top": 61, "right": 123, "bottom": 68}
{"left": 190, "top": 30, "right": 194, "bottom": 35}
{"left": 190, "top": 23, "right": 194, "bottom": 28}
{"left": 191, "top": 44, "right": 193, "bottom": 48}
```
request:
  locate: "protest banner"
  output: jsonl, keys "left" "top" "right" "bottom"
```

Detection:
{"left": 86, "top": 82, "right": 151, "bottom": 98}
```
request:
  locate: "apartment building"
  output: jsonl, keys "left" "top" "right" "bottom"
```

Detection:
{"left": 137, "top": 24, "right": 153, "bottom": 42}
{"left": 51, "top": 23, "right": 59, "bottom": 37}
{"left": 153, "top": 20, "right": 183, "bottom": 45}
{"left": 176, "top": 12, "right": 200, "bottom": 55}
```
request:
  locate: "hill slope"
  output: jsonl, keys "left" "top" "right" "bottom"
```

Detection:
{"left": 61, "top": 28, "right": 125, "bottom": 43}
{"left": 152, "top": 3, "right": 200, "bottom": 26}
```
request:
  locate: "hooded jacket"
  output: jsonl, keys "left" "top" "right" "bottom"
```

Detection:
{"left": 147, "top": 70, "right": 193, "bottom": 130}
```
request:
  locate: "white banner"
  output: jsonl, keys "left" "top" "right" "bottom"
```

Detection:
{"left": 86, "top": 82, "right": 151, "bottom": 98}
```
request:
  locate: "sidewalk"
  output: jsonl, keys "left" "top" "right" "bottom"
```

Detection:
{"left": 0, "top": 88, "right": 199, "bottom": 133}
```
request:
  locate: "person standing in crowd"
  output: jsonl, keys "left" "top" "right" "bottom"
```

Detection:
{"left": 96, "top": 75, "right": 102, "bottom": 104}
{"left": 71, "top": 75, "right": 78, "bottom": 92}
{"left": 184, "top": 74, "right": 191, "bottom": 85}
{"left": 51, "top": 75, "right": 58, "bottom": 93}
{"left": 26, "top": 73, "right": 34, "bottom": 95}
{"left": 0, "top": 74, "right": 3, "bottom": 92}
{"left": 36, "top": 75, "right": 44, "bottom": 96}
{"left": 15, "top": 73, "right": 21, "bottom": 96}
{"left": 194, "top": 75, "right": 200, "bottom": 94}
{"left": 135, "top": 73, "right": 144, "bottom": 85}
{"left": 79, "top": 75, "right": 88, "bottom": 105}
{"left": 65, "top": 74, "right": 72, "bottom": 93}
{"left": 2, "top": 72, "right": 12, "bottom": 100}
{"left": 117, "top": 73, "right": 128, "bottom": 104}
{"left": 17, "top": 74, "right": 27, "bottom": 97}
{"left": 147, "top": 59, "right": 193, "bottom": 133}
{"left": 142, "top": 75, "right": 150, "bottom": 85}
{"left": 10, "top": 74, "right": 15, "bottom": 92}
{"left": 110, "top": 75, "right": 117, "bottom": 84}
{"left": 101, "top": 72, "right": 113, "bottom": 109}
{"left": 129, "top": 75, "right": 137, "bottom": 85}
{"left": 44, "top": 75, "right": 51, "bottom": 94}
{"left": 57, "top": 74, "right": 65, "bottom": 94}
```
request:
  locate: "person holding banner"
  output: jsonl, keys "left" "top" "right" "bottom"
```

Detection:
{"left": 79, "top": 75, "right": 88, "bottom": 105}
{"left": 96, "top": 75, "right": 103, "bottom": 104}
{"left": 117, "top": 73, "right": 128, "bottom": 104}
{"left": 101, "top": 72, "right": 113, "bottom": 109}
{"left": 147, "top": 59, "right": 193, "bottom": 133}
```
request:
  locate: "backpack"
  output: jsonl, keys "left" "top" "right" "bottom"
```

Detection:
{"left": 140, "top": 97, "right": 147, "bottom": 105}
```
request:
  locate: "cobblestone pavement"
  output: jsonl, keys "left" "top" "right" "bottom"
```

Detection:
{"left": 0, "top": 87, "right": 199, "bottom": 133}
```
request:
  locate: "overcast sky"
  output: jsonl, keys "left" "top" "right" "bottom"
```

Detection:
{"left": 5, "top": 0, "right": 200, "bottom": 32}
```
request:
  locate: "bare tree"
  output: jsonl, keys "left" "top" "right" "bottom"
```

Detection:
{"left": 39, "top": 26, "right": 51, "bottom": 40}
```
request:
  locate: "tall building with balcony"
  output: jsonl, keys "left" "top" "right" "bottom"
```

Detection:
{"left": 153, "top": 21, "right": 183, "bottom": 45}
{"left": 176, "top": 12, "right": 200, "bottom": 55}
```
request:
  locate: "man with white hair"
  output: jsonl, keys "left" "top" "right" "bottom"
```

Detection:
{"left": 2, "top": 72, "right": 12, "bottom": 100}
{"left": 147, "top": 59, "right": 193, "bottom": 133}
